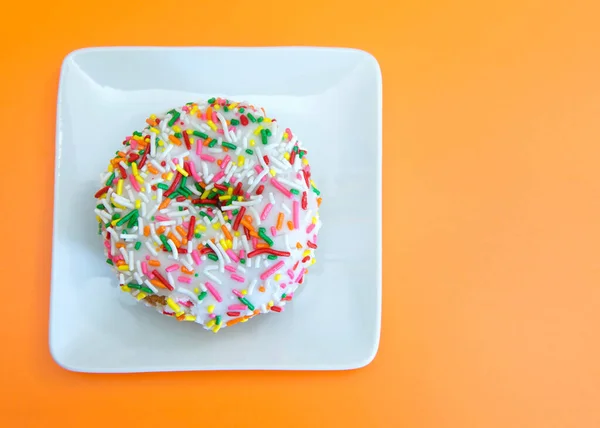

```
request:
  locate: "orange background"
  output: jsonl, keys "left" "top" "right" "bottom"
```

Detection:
{"left": 2, "top": 0, "right": 600, "bottom": 426}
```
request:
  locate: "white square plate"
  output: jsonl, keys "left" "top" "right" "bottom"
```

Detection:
{"left": 50, "top": 47, "right": 382, "bottom": 372}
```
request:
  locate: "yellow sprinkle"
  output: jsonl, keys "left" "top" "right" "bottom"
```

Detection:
{"left": 201, "top": 189, "right": 211, "bottom": 199}
{"left": 151, "top": 195, "right": 157, "bottom": 200}
{"left": 283, "top": 132, "right": 288, "bottom": 139}
{"left": 121, "top": 285, "right": 131, "bottom": 292}
{"left": 184, "top": 315, "right": 196, "bottom": 322}
{"left": 117, "top": 265, "right": 130, "bottom": 271}
{"left": 172, "top": 125, "right": 181, "bottom": 133}
{"left": 310, "top": 179, "right": 316, "bottom": 186}
{"left": 311, "top": 258, "right": 316, "bottom": 265}
{"left": 131, "top": 163, "right": 139, "bottom": 176}
{"left": 223, "top": 215, "right": 229, "bottom": 221}
{"left": 157, "top": 139, "right": 164, "bottom": 146}
{"left": 219, "top": 195, "right": 231, "bottom": 201}
{"left": 135, "top": 174, "right": 144, "bottom": 184}
{"left": 149, "top": 127, "right": 160, "bottom": 134}
{"left": 207, "top": 120, "right": 218, "bottom": 131}
{"left": 274, "top": 274, "right": 281, "bottom": 281}
{"left": 96, "top": 215, "right": 102, "bottom": 223}
{"left": 166, "top": 298, "right": 181, "bottom": 313}
{"left": 227, "top": 187, "right": 233, "bottom": 195}
{"left": 237, "top": 196, "right": 243, "bottom": 202}
{"left": 214, "top": 104, "right": 220, "bottom": 110}
{"left": 253, "top": 126, "right": 264, "bottom": 136}
{"left": 206, "top": 319, "right": 216, "bottom": 328}
{"left": 189, "top": 137, "right": 195, "bottom": 146}
{"left": 220, "top": 239, "right": 228, "bottom": 249}
{"left": 268, "top": 300, "right": 274, "bottom": 308}
{"left": 249, "top": 139, "right": 255, "bottom": 147}
{"left": 241, "top": 317, "right": 249, "bottom": 323}
{"left": 228, "top": 102, "right": 238, "bottom": 109}
{"left": 302, "top": 158, "right": 309, "bottom": 165}
{"left": 312, "top": 217, "right": 317, "bottom": 224}
{"left": 196, "top": 224, "right": 207, "bottom": 232}
{"left": 212, "top": 325, "right": 222, "bottom": 333}
{"left": 132, "top": 135, "right": 143, "bottom": 141}
{"left": 116, "top": 179, "right": 123, "bottom": 195}
{"left": 226, "top": 239, "right": 233, "bottom": 249}
{"left": 213, "top": 223, "right": 221, "bottom": 230}
{"left": 241, "top": 289, "right": 247, "bottom": 295}
{"left": 107, "top": 164, "right": 114, "bottom": 172}
{"left": 303, "top": 250, "right": 311, "bottom": 257}
{"left": 175, "top": 165, "right": 189, "bottom": 177}
{"left": 190, "top": 106, "right": 198, "bottom": 115}
{"left": 237, "top": 155, "right": 245, "bottom": 166}
{"left": 135, "top": 199, "right": 141, "bottom": 209}
{"left": 175, "top": 311, "right": 184, "bottom": 317}
{"left": 186, "top": 129, "right": 193, "bottom": 135}
{"left": 283, "top": 152, "right": 290, "bottom": 160}
{"left": 269, "top": 168, "right": 276, "bottom": 176}
{"left": 136, "top": 292, "right": 148, "bottom": 301}
{"left": 193, "top": 287, "right": 200, "bottom": 294}
{"left": 140, "top": 187, "right": 146, "bottom": 192}
{"left": 150, "top": 114, "right": 157, "bottom": 119}
{"left": 166, "top": 172, "right": 174, "bottom": 181}
{"left": 234, "top": 231, "right": 240, "bottom": 237}
{"left": 207, "top": 305, "right": 215, "bottom": 314}
{"left": 263, "top": 118, "right": 272, "bottom": 122}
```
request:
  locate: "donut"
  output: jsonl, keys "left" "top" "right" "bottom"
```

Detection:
{"left": 94, "top": 98, "right": 322, "bottom": 332}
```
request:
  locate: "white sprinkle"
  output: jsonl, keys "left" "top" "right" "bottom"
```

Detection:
{"left": 119, "top": 273, "right": 125, "bottom": 285}
{"left": 241, "top": 235, "right": 251, "bottom": 253}
{"left": 176, "top": 287, "right": 198, "bottom": 301}
{"left": 304, "top": 209, "right": 313, "bottom": 222}
{"left": 249, "top": 206, "right": 261, "bottom": 226}
{"left": 149, "top": 159, "right": 165, "bottom": 173}
{"left": 111, "top": 194, "right": 134, "bottom": 209}
{"left": 144, "top": 279, "right": 158, "bottom": 293}
{"left": 167, "top": 239, "right": 178, "bottom": 260}
{"left": 204, "top": 270, "right": 222, "bottom": 285}
{"left": 277, "top": 177, "right": 304, "bottom": 191}
{"left": 206, "top": 240, "right": 224, "bottom": 272}
{"left": 216, "top": 112, "right": 231, "bottom": 141}
{"left": 105, "top": 227, "right": 117, "bottom": 241}
{"left": 268, "top": 192, "right": 276, "bottom": 205}
{"left": 170, "top": 210, "right": 190, "bottom": 218}
{"left": 167, "top": 272, "right": 175, "bottom": 287}
{"left": 120, "top": 234, "right": 138, "bottom": 240}
{"left": 216, "top": 242, "right": 231, "bottom": 263}
{"left": 282, "top": 203, "right": 292, "bottom": 214}
{"left": 182, "top": 258, "right": 193, "bottom": 271}
{"left": 145, "top": 241, "right": 158, "bottom": 256}
{"left": 232, "top": 197, "right": 263, "bottom": 207}
{"left": 95, "top": 209, "right": 111, "bottom": 223}
{"left": 119, "top": 247, "right": 128, "bottom": 263}
{"left": 157, "top": 220, "right": 176, "bottom": 227}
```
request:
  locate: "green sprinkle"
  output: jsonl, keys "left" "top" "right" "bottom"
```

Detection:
{"left": 194, "top": 233, "right": 202, "bottom": 239}
{"left": 111, "top": 213, "right": 121, "bottom": 221}
{"left": 293, "top": 146, "right": 299, "bottom": 152}
{"left": 133, "top": 131, "right": 143, "bottom": 137}
{"left": 247, "top": 113, "right": 256, "bottom": 123}
{"left": 96, "top": 204, "right": 105, "bottom": 210}
{"left": 195, "top": 273, "right": 199, "bottom": 277}
{"left": 140, "top": 286, "right": 154, "bottom": 294}
{"left": 167, "top": 110, "right": 180, "bottom": 127}
{"left": 245, "top": 149, "right": 254, "bottom": 155}
{"left": 127, "top": 212, "right": 139, "bottom": 228}
{"left": 312, "top": 186, "right": 321, "bottom": 196}
{"left": 208, "top": 97, "right": 216, "bottom": 104}
{"left": 232, "top": 209, "right": 239, "bottom": 215}
{"left": 230, "top": 119, "right": 240, "bottom": 126}
{"left": 106, "top": 258, "right": 114, "bottom": 265}
{"left": 216, "top": 315, "right": 221, "bottom": 325}
{"left": 127, "top": 283, "right": 142, "bottom": 290}
{"left": 238, "top": 297, "right": 255, "bottom": 311}
{"left": 258, "top": 227, "right": 274, "bottom": 246}
{"left": 281, "top": 293, "right": 287, "bottom": 299}
{"left": 257, "top": 116, "right": 264, "bottom": 123}
{"left": 157, "top": 183, "right": 169, "bottom": 190}
{"left": 224, "top": 106, "right": 229, "bottom": 112}
{"left": 168, "top": 190, "right": 180, "bottom": 199}
{"left": 159, "top": 234, "right": 172, "bottom": 252}
{"left": 222, "top": 142, "right": 237, "bottom": 150}
{"left": 208, "top": 139, "right": 218, "bottom": 148}
{"left": 134, "top": 242, "right": 142, "bottom": 250}
{"left": 174, "top": 132, "right": 182, "bottom": 138}
{"left": 261, "top": 129, "right": 268, "bottom": 145}
{"left": 290, "top": 189, "right": 300, "bottom": 195}
{"left": 207, "top": 253, "right": 218, "bottom": 261}
{"left": 267, "top": 254, "right": 278, "bottom": 260}
{"left": 199, "top": 212, "right": 210, "bottom": 218}
{"left": 198, "top": 291, "right": 208, "bottom": 300}
{"left": 239, "top": 107, "right": 245, "bottom": 113}
{"left": 116, "top": 209, "right": 138, "bottom": 226}
{"left": 265, "top": 129, "right": 272, "bottom": 136}
{"left": 240, "top": 258, "right": 246, "bottom": 264}
{"left": 105, "top": 172, "right": 116, "bottom": 186}
{"left": 179, "top": 206, "right": 184, "bottom": 211}
{"left": 179, "top": 176, "right": 188, "bottom": 190}
{"left": 193, "top": 130, "right": 209, "bottom": 139}
{"left": 298, "top": 151, "right": 304, "bottom": 158}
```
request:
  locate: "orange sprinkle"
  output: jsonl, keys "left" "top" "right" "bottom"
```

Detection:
{"left": 143, "top": 226, "right": 150, "bottom": 237}
{"left": 148, "top": 260, "right": 161, "bottom": 267}
{"left": 196, "top": 110, "right": 203, "bottom": 119}
{"left": 256, "top": 243, "right": 270, "bottom": 249}
{"left": 168, "top": 233, "right": 181, "bottom": 248}
{"left": 240, "top": 220, "right": 255, "bottom": 232}
{"left": 116, "top": 242, "right": 126, "bottom": 249}
{"left": 226, "top": 317, "right": 245, "bottom": 327}
{"left": 206, "top": 106, "right": 212, "bottom": 121}
{"left": 203, "top": 138, "right": 211, "bottom": 147}
{"left": 150, "top": 279, "right": 167, "bottom": 289}
{"left": 158, "top": 198, "right": 171, "bottom": 210}
{"left": 117, "top": 151, "right": 126, "bottom": 158}
{"left": 258, "top": 286, "right": 266, "bottom": 292}
{"left": 147, "top": 165, "right": 159, "bottom": 175}
{"left": 276, "top": 213, "right": 284, "bottom": 230}
{"left": 181, "top": 237, "right": 188, "bottom": 246}
{"left": 287, "top": 221, "right": 294, "bottom": 230}
{"left": 156, "top": 226, "right": 166, "bottom": 234}
{"left": 244, "top": 215, "right": 253, "bottom": 223}
{"left": 222, "top": 225, "right": 233, "bottom": 241}
{"left": 181, "top": 266, "right": 194, "bottom": 275}
{"left": 250, "top": 231, "right": 260, "bottom": 238}
{"left": 176, "top": 225, "right": 187, "bottom": 237}
{"left": 317, "top": 197, "right": 322, "bottom": 207}
{"left": 217, "top": 159, "right": 222, "bottom": 166}
{"left": 253, "top": 309, "right": 260, "bottom": 315}
{"left": 169, "top": 135, "right": 182, "bottom": 146}
{"left": 296, "top": 242, "right": 303, "bottom": 249}
{"left": 116, "top": 260, "right": 125, "bottom": 266}
{"left": 161, "top": 172, "right": 169, "bottom": 180}
{"left": 146, "top": 118, "right": 156, "bottom": 127}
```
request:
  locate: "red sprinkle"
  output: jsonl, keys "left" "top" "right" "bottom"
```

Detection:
{"left": 303, "top": 170, "right": 311, "bottom": 188}
{"left": 191, "top": 198, "right": 218, "bottom": 205}
{"left": 227, "top": 311, "right": 241, "bottom": 317}
{"left": 163, "top": 172, "right": 182, "bottom": 197}
{"left": 117, "top": 163, "right": 127, "bottom": 178}
{"left": 177, "top": 248, "right": 188, "bottom": 254}
{"left": 152, "top": 270, "right": 174, "bottom": 291}
{"left": 182, "top": 131, "right": 191, "bottom": 150}
{"left": 138, "top": 150, "right": 149, "bottom": 169}
{"left": 94, "top": 186, "right": 110, "bottom": 198}
{"left": 199, "top": 247, "right": 214, "bottom": 256}
{"left": 214, "top": 183, "right": 228, "bottom": 191}
{"left": 302, "top": 256, "right": 310, "bottom": 263}
{"left": 247, "top": 248, "right": 291, "bottom": 258}
{"left": 128, "top": 153, "right": 140, "bottom": 162}
{"left": 187, "top": 216, "right": 196, "bottom": 241}
{"left": 175, "top": 196, "right": 186, "bottom": 202}
{"left": 234, "top": 181, "right": 243, "bottom": 196}
{"left": 306, "top": 241, "right": 317, "bottom": 249}
{"left": 243, "top": 226, "right": 251, "bottom": 240}
{"left": 301, "top": 191, "right": 307, "bottom": 210}
{"left": 233, "top": 206, "right": 246, "bottom": 231}
{"left": 256, "top": 185, "right": 265, "bottom": 195}
{"left": 263, "top": 155, "right": 270, "bottom": 165}
{"left": 271, "top": 306, "right": 282, "bottom": 312}
{"left": 160, "top": 161, "right": 167, "bottom": 167}
{"left": 240, "top": 115, "right": 249, "bottom": 126}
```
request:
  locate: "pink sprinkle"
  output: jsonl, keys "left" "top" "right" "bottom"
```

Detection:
{"left": 295, "top": 269, "right": 304, "bottom": 283}
{"left": 191, "top": 250, "right": 202, "bottom": 266}
{"left": 225, "top": 265, "right": 236, "bottom": 273}
{"left": 271, "top": 178, "right": 292, "bottom": 198}
{"left": 201, "top": 112, "right": 207, "bottom": 121}
{"left": 200, "top": 154, "right": 215, "bottom": 162}
{"left": 130, "top": 140, "right": 138, "bottom": 150}
{"left": 188, "top": 161, "right": 202, "bottom": 182}
{"left": 129, "top": 174, "right": 140, "bottom": 192}
{"left": 211, "top": 111, "right": 218, "bottom": 123}
{"left": 205, "top": 282, "right": 222, "bottom": 302}
{"left": 293, "top": 200, "right": 300, "bottom": 229}
{"left": 260, "top": 261, "right": 285, "bottom": 280}
{"left": 239, "top": 250, "right": 246, "bottom": 259}
{"left": 182, "top": 220, "right": 190, "bottom": 228}
{"left": 145, "top": 255, "right": 151, "bottom": 260}
{"left": 179, "top": 299, "right": 193, "bottom": 307}
{"left": 196, "top": 139, "right": 203, "bottom": 155}
{"left": 244, "top": 192, "right": 251, "bottom": 199}
{"left": 125, "top": 136, "right": 133, "bottom": 142}
{"left": 260, "top": 203, "right": 273, "bottom": 221}
{"left": 182, "top": 106, "right": 190, "bottom": 113}
{"left": 287, "top": 269, "right": 295, "bottom": 279}
{"left": 306, "top": 223, "right": 315, "bottom": 234}
{"left": 270, "top": 226, "right": 277, "bottom": 236}
{"left": 229, "top": 126, "right": 236, "bottom": 134}
{"left": 173, "top": 158, "right": 179, "bottom": 165}
{"left": 166, "top": 264, "right": 179, "bottom": 272}
{"left": 226, "top": 249, "right": 240, "bottom": 263}
{"left": 178, "top": 276, "right": 191, "bottom": 284}
{"left": 104, "top": 240, "right": 110, "bottom": 249}
{"left": 209, "top": 313, "right": 216, "bottom": 319}
{"left": 261, "top": 174, "right": 268, "bottom": 182}
{"left": 230, "top": 176, "right": 238, "bottom": 183}
{"left": 285, "top": 128, "right": 293, "bottom": 139}
{"left": 280, "top": 283, "right": 286, "bottom": 288}
{"left": 251, "top": 237, "right": 258, "bottom": 249}
{"left": 228, "top": 304, "right": 246, "bottom": 311}
{"left": 232, "top": 289, "right": 243, "bottom": 297}
{"left": 254, "top": 165, "right": 263, "bottom": 174}
{"left": 141, "top": 262, "right": 149, "bottom": 275}
{"left": 221, "top": 155, "right": 231, "bottom": 170}
{"left": 313, "top": 234, "right": 318, "bottom": 244}
{"left": 155, "top": 215, "right": 170, "bottom": 221}
{"left": 217, "top": 129, "right": 224, "bottom": 135}
{"left": 213, "top": 171, "right": 225, "bottom": 183}
{"left": 231, "top": 274, "right": 245, "bottom": 283}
